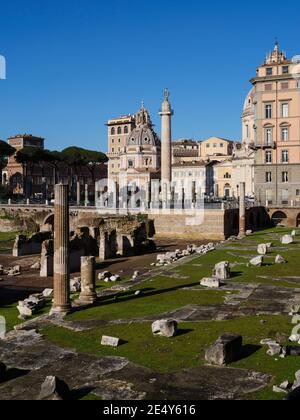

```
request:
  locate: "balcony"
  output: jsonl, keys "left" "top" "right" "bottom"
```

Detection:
{"left": 254, "top": 141, "right": 276, "bottom": 150}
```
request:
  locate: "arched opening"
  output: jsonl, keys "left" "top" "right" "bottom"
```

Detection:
{"left": 42, "top": 214, "right": 54, "bottom": 232}
{"left": 124, "top": 126, "right": 128, "bottom": 134}
{"left": 117, "top": 127, "right": 122, "bottom": 135}
{"left": 297, "top": 213, "right": 300, "bottom": 227}
{"left": 272, "top": 211, "right": 287, "bottom": 226}
{"left": 111, "top": 127, "right": 115, "bottom": 135}
{"left": 224, "top": 183, "right": 231, "bottom": 198}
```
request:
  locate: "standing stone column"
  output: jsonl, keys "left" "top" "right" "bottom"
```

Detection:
{"left": 84, "top": 184, "right": 89, "bottom": 207}
{"left": 79, "top": 256, "right": 97, "bottom": 304}
{"left": 52, "top": 184, "right": 71, "bottom": 314}
{"left": 144, "top": 182, "right": 150, "bottom": 210}
{"left": 159, "top": 89, "right": 174, "bottom": 188}
{"left": 239, "top": 182, "right": 246, "bottom": 238}
{"left": 77, "top": 181, "right": 81, "bottom": 206}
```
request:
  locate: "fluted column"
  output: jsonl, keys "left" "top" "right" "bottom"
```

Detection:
{"left": 160, "top": 89, "right": 173, "bottom": 186}
{"left": 52, "top": 184, "right": 71, "bottom": 314}
{"left": 239, "top": 182, "right": 246, "bottom": 238}
{"left": 79, "top": 256, "right": 97, "bottom": 304}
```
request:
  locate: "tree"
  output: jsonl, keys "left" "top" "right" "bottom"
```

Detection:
{"left": 15, "top": 147, "right": 42, "bottom": 198}
{"left": 0, "top": 140, "right": 15, "bottom": 186}
{"left": 61, "top": 147, "right": 108, "bottom": 204}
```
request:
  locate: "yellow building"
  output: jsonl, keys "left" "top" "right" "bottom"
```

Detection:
{"left": 199, "top": 137, "right": 235, "bottom": 161}
{"left": 106, "top": 115, "right": 136, "bottom": 181}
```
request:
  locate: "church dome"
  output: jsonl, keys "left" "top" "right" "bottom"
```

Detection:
{"left": 243, "top": 88, "right": 255, "bottom": 112}
{"left": 127, "top": 104, "right": 160, "bottom": 147}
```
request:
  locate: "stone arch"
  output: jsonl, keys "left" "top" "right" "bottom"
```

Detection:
{"left": 41, "top": 213, "right": 54, "bottom": 232}
{"left": 271, "top": 211, "right": 287, "bottom": 226}
{"left": 297, "top": 213, "right": 300, "bottom": 227}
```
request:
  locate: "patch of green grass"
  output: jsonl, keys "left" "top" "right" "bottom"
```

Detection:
{"left": 0, "top": 300, "right": 52, "bottom": 332}
{"left": 42, "top": 314, "right": 299, "bottom": 400}
{"left": 172, "top": 228, "right": 300, "bottom": 289}
{"left": 0, "top": 231, "right": 32, "bottom": 254}
{"left": 68, "top": 276, "right": 226, "bottom": 323}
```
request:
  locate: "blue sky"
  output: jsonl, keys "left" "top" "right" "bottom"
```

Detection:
{"left": 0, "top": 0, "right": 299, "bottom": 152}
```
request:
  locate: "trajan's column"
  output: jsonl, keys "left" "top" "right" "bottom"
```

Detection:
{"left": 159, "top": 89, "right": 173, "bottom": 185}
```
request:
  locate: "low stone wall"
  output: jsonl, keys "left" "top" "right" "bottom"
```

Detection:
{"left": 152, "top": 207, "right": 271, "bottom": 240}
{"left": 0, "top": 218, "right": 24, "bottom": 233}
{"left": 13, "top": 232, "right": 52, "bottom": 257}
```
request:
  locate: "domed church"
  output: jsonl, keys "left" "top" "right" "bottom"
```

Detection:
{"left": 119, "top": 103, "right": 161, "bottom": 186}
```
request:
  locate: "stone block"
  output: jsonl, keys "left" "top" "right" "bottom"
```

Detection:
{"left": 250, "top": 256, "right": 264, "bottom": 267}
{"left": 275, "top": 255, "right": 286, "bottom": 264}
{"left": 213, "top": 261, "right": 230, "bottom": 280}
{"left": 257, "top": 244, "right": 268, "bottom": 255}
{"left": 39, "top": 376, "right": 70, "bottom": 400}
{"left": 282, "top": 235, "right": 294, "bottom": 245}
{"left": 205, "top": 333, "right": 243, "bottom": 366}
{"left": 152, "top": 319, "right": 178, "bottom": 338}
{"left": 101, "top": 336, "right": 120, "bottom": 347}
{"left": 201, "top": 278, "right": 221, "bottom": 288}
{"left": 42, "top": 289, "right": 54, "bottom": 298}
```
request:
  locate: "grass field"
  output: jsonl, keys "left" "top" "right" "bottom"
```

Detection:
{"left": 1, "top": 227, "right": 299, "bottom": 400}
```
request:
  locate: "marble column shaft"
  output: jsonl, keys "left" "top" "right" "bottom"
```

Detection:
{"left": 52, "top": 184, "right": 71, "bottom": 313}
{"left": 239, "top": 182, "right": 246, "bottom": 237}
{"left": 80, "top": 256, "right": 97, "bottom": 304}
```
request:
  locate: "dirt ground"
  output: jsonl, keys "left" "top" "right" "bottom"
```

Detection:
{"left": 0, "top": 238, "right": 208, "bottom": 305}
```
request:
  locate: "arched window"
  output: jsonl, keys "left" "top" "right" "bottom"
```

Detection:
{"left": 124, "top": 126, "right": 128, "bottom": 134}
{"left": 272, "top": 211, "right": 287, "bottom": 226}
{"left": 117, "top": 127, "right": 122, "bottom": 135}
{"left": 111, "top": 127, "right": 115, "bottom": 135}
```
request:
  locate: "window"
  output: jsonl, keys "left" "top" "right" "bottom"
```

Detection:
{"left": 296, "top": 189, "right": 300, "bottom": 196}
{"left": 265, "top": 151, "right": 272, "bottom": 163}
{"left": 282, "top": 172, "right": 289, "bottom": 183}
{"left": 111, "top": 138, "right": 115, "bottom": 143}
{"left": 213, "top": 144, "right": 217, "bottom": 148}
{"left": 266, "top": 172, "right": 272, "bottom": 183}
{"left": 265, "top": 84, "right": 272, "bottom": 91}
{"left": 265, "top": 127, "right": 273, "bottom": 145}
{"left": 265, "top": 104, "right": 272, "bottom": 119}
{"left": 118, "top": 138, "right": 121, "bottom": 143}
{"left": 281, "top": 127, "right": 289, "bottom": 142}
{"left": 117, "top": 127, "right": 122, "bottom": 135}
{"left": 266, "top": 190, "right": 273, "bottom": 204}
{"left": 206, "top": 144, "right": 210, "bottom": 148}
{"left": 282, "top": 150, "right": 289, "bottom": 163}
{"left": 111, "top": 127, "right": 115, "bottom": 135}
{"left": 124, "top": 126, "right": 128, "bottom": 134}
{"left": 245, "top": 125, "right": 249, "bottom": 139}
{"left": 266, "top": 68, "right": 273, "bottom": 76}
{"left": 282, "top": 66, "right": 289, "bottom": 74}
{"left": 128, "top": 160, "right": 134, "bottom": 168}
{"left": 220, "top": 143, "right": 224, "bottom": 148}
{"left": 282, "top": 103, "right": 289, "bottom": 118}
{"left": 281, "top": 189, "right": 289, "bottom": 204}
{"left": 281, "top": 82, "right": 289, "bottom": 89}
{"left": 112, "top": 148, "right": 115, "bottom": 153}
